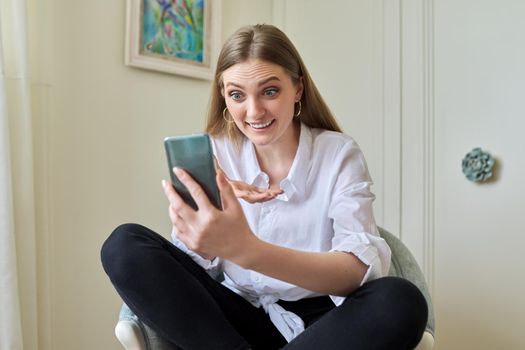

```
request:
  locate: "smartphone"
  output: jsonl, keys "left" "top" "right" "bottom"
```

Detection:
{"left": 164, "top": 134, "right": 222, "bottom": 210}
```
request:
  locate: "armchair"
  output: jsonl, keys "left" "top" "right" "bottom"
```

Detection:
{"left": 114, "top": 227, "right": 435, "bottom": 349}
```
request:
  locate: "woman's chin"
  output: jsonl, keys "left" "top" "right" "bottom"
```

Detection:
{"left": 246, "top": 135, "right": 274, "bottom": 147}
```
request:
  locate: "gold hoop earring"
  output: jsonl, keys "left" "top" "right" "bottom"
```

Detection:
{"left": 223, "top": 107, "right": 233, "bottom": 123}
{"left": 294, "top": 101, "right": 302, "bottom": 118}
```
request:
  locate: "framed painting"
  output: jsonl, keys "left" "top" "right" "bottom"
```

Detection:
{"left": 125, "top": 0, "right": 221, "bottom": 80}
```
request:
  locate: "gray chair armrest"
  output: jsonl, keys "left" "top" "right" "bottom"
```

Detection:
{"left": 117, "top": 303, "right": 178, "bottom": 350}
{"left": 378, "top": 227, "right": 435, "bottom": 338}
{"left": 115, "top": 319, "right": 147, "bottom": 350}
{"left": 415, "top": 331, "right": 435, "bottom": 350}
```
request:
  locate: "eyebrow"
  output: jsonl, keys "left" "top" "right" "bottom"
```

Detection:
{"left": 225, "top": 76, "right": 281, "bottom": 89}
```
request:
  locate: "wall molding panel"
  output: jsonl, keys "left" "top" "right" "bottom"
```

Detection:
{"left": 400, "top": 0, "right": 435, "bottom": 295}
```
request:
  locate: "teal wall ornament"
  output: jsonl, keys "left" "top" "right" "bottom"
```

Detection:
{"left": 462, "top": 148, "right": 495, "bottom": 182}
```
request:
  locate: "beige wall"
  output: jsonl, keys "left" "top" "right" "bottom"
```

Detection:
{"left": 29, "top": 1, "right": 273, "bottom": 349}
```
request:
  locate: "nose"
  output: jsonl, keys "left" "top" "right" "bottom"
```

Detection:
{"left": 247, "top": 97, "right": 265, "bottom": 119}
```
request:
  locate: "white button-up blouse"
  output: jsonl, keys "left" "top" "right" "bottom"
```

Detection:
{"left": 171, "top": 123, "right": 391, "bottom": 342}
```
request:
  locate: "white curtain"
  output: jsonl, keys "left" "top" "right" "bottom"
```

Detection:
{"left": 0, "top": 0, "right": 35, "bottom": 348}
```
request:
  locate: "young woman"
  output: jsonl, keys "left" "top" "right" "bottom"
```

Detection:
{"left": 101, "top": 24, "right": 428, "bottom": 350}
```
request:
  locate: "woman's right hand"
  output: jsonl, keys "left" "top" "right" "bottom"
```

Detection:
{"left": 162, "top": 168, "right": 259, "bottom": 263}
{"left": 226, "top": 177, "right": 283, "bottom": 204}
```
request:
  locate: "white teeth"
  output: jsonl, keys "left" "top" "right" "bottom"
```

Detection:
{"left": 250, "top": 120, "right": 273, "bottom": 129}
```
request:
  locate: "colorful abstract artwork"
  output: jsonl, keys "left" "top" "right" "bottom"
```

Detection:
{"left": 125, "top": 0, "right": 219, "bottom": 79}
{"left": 141, "top": 0, "right": 206, "bottom": 64}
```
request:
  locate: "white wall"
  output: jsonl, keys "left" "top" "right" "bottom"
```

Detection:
{"left": 29, "top": 1, "right": 273, "bottom": 349}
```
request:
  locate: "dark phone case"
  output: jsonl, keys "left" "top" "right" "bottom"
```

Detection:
{"left": 164, "top": 134, "right": 222, "bottom": 210}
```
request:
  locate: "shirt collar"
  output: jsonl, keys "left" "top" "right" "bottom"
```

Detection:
{"left": 241, "top": 123, "right": 312, "bottom": 202}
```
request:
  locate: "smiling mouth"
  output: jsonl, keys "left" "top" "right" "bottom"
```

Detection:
{"left": 247, "top": 119, "right": 275, "bottom": 129}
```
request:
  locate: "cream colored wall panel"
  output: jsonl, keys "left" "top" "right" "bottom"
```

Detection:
{"left": 432, "top": 1, "right": 525, "bottom": 348}
{"left": 400, "top": 0, "right": 434, "bottom": 278}
{"left": 402, "top": 0, "right": 525, "bottom": 348}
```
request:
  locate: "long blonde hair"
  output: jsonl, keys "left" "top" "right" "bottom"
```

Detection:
{"left": 206, "top": 24, "right": 341, "bottom": 141}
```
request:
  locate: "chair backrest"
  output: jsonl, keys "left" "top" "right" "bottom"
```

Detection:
{"left": 378, "top": 227, "right": 435, "bottom": 336}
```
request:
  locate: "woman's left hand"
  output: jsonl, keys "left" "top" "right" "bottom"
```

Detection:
{"left": 162, "top": 167, "right": 256, "bottom": 262}
{"left": 227, "top": 179, "right": 283, "bottom": 204}
{"left": 213, "top": 158, "right": 282, "bottom": 203}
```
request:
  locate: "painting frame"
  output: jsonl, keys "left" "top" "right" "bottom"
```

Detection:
{"left": 125, "top": 0, "right": 221, "bottom": 80}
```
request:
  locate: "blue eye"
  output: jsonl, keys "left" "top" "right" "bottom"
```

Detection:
{"left": 264, "top": 88, "right": 279, "bottom": 97}
{"left": 229, "top": 92, "right": 243, "bottom": 101}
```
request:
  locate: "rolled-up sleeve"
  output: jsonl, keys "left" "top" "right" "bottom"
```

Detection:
{"left": 327, "top": 142, "right": 391, "bottom": 295}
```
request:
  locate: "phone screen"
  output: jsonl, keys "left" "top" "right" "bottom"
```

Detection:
{"left": 164, "top": 134, "right": 222, "bottom": 210}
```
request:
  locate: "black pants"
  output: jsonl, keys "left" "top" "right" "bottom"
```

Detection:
{"left": 101, "top": 223, "right": 428, "bottom": 350}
